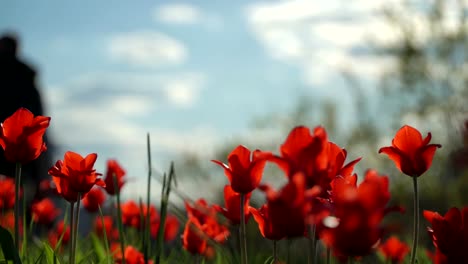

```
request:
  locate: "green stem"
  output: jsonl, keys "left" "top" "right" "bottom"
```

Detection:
{"left": 273, "top": 240, "right": 278, "bottom": 263}
{"left": 114, "top": 174, "right": 126, "bottom": 264}
{"left": 14, "top": 162, "right": 21, "bottom": 251}
{"left": 98, "top": 205, "right": 111, "bottom": 264}
{"left": 71, "top": 193, "right": 82, "bottom": 264}
{"left": 326, "top": 247, "right": 331, "bottom": 264}
{"left": 145, "top": 133, "right": 152, "bottom": 264}
{"left": 239, "top": 193, "right": 248, "bottom": 264}
{"left": 69, "top": 202, "right": 75, "bottom": 264}
{"left": 410, "top": 176, "right": 419, "bottom": 264}
{"left": 308, "top": 224, "right": 317, "bottom": 264}
{"left": 155, "top": 163, "right": 175, "bottom": 264}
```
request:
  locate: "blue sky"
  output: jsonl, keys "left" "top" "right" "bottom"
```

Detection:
{"left": 2, "top": 0, "right": 448, "bottom": 200}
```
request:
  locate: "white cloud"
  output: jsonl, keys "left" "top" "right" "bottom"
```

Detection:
{"left": 108, "top": 31, "right": 187, "bottom": 67}
{"left": 244, "top": 0, "right": 418, "bottom": 86}
{"left": 153, "top": 3, "right": 224, "bottom": 30}
{"left": 163, "top": 75, "right": 205, "bottom": 107}
{"left": 155, "top": 4, "right": 201, "bottom": 25}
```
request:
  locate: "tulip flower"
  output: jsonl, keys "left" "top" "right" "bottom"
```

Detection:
{"left": 423, "top": 207, "right": 468, "bottom": 263}
{"left": 0, "top": 107, "right": 50, "bottom": 164}
{"left": 82, "top": 186, "right": 106, "bottom": 212}
{"left": 379, "top": 125, "right": 441, "bottom": 177}
{"left": 379, "top": 125, "right": 441, "bottom": 264}
{"left": 379, "top": 236, "right": 410, "bottom": 264}
{"left": 104, "top": 159, "right": 126, "bottom": 195}
{"left": 213, "top": 185, "right": 251, "bottom": 225}
{"left": 31, "top": 198, "right": 61, "bottom": 226}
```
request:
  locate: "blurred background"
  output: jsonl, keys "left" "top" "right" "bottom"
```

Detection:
{"left": 1, "top": 0, "right": 467, "bottom": 225}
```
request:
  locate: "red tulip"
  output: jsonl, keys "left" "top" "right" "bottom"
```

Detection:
{"left": 379, "top": 125, "right": 441, "bottom": 177}
{"left": 48, "top": 220, "right": 70, "bottom": 248}
{"left": 103, "top": 159, "right": 126, "bottom": 195}
{"left": 321, "top": 170, "right": 394, "bottom": 260}
{"left": 31, "top": 198, "right": 61, "bottom": 226}
{"left": 82, "top": 186, "right": 106, "bottom": 212}
{"left": 379, "top": 236, "right": 410, "bottom": 263}
{"left": 150, "top": 214, "right": 180, "bottom": 242}
{"left": 94, "top": 216, "right": 119, "bottom": 240}
{"left": 0, "top": 175, "right": 17, "bottom": 210}
{"left": 185, "top": 199, "right": 229, "bottom": 243}
{"left": 213, "top": 185, "right": 251, "bottom": 225}
{"left": 115, "top": 245, "right": 152, "bottom": 264}
{"left": 121, "top": 200, "right": 158, "bottom": 229}
{"left": 423, "top": 207, "right": 468, "bottom": 263}
{"left": 256, "top": 173, "right": 312, "bottom": 239}
{"left": 0, "top": 211, "right": 22, "bottom": 235}
{"left": 48, "top": 151, "right": 104, "bottom": 202}
{"left": 250, "top": 205, "right": 284, "bottom": 241}
{"left": 0, "top": 107, "right": 50, "bottom": 164}
{"left": 212, "top": 145, "right": 271, "bottom": 194}
{"left": 183, "top": 216, "right": 208, "bottom": 255}
{"left": 426, "top": 248, "right": 448, "bottom": 264}
{"left": 270, "top": 126, "right": 360, "bottom": 193}
{"left": 182, "top": 199, "right": 230, "bottom": 257}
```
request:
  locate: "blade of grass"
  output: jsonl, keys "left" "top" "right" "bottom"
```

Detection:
{"left": 97, "top": 205, "right": 111, "bottom": 264}
{"left": 113, "top": 173, "right": 126, "bottom": 264}
{"left": 144, "top": 133, "right": 152, "bottom": 264}
{"left": 155, "top": 162, "right": 175, "bottom": 264}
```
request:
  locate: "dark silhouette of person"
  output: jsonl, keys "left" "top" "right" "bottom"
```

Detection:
{"left": 0, "top": 32, "right": 54, "bottom": 199}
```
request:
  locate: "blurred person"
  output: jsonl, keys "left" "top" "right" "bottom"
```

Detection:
{"left": 0, "top": 32, "right": 55, "bottom": 202}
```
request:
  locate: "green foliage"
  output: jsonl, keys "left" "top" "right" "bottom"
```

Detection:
{"left": 0, "top": 226, "right": 21, "bottom": 264}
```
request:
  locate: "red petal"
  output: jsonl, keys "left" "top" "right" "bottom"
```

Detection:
{"left": 227, "top": 145, "right": 251, "bottom": 171}
{"left": 392, "top": 125, "right": 423, "bottom": 154}
{"left": 378, "top": 147, "right": 404, "bottom": 172}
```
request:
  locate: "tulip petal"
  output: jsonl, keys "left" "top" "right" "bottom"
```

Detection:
{"left": 392, "top": 125, "right": 424, "bottom": 153}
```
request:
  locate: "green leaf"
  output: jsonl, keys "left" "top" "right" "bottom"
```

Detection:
{"left": 90, "top": 233, "right": 106, "bottom": 262}
{"left": 43, "top": 242, "right": 60, "bottom": 264}
{"left": 0, "top": 225, "right": 21, "bottom": 264}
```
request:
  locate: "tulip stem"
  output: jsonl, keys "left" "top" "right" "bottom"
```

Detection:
{"left": 273, "top": 240, "right": 278, "bottom": 263}
{"left": 70, "top": 193, "right": 82, "bottom": 264}
{"left": 326, "top": 247, "right": 331, "bottom": 264}
{"left": 410, "top": 176, "right": 419, "bottom": 264}
{"left": 308, "top": 224, "right": 317, "bottom": 264}
{"left": 114, "top": 174, "right": 126, "bottom": 264}
{"left": 69, "top": 202, "right": 75, "bottom": 264}
{"left": 239, "top": 193, "right": 248, "bottom": 264}
{"left": 14, "top": 162, "right": 21, "bottom": 251}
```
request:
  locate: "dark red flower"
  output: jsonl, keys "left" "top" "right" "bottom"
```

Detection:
{"left": 48, "top": 151, "right": 104, "bottom": 202}
{"left": 31, "top": 198, "right": 60, "bottom": 226}
{"left": 150, "top": 214, "right": 180, "bottom": 242}
{"left": 321, "top": 170, "right": 393, "bottom": 260}
{"left": 120, "top": 200, "right": 158, "bottom": 229}
{"left": 0, "top": 175, "right": 17, "bottom": 210}
{"left": 212, "top": 145, "right": 271, "bottom": 194}
{"left": 256, "top": 173, "right": 313, "bottom": 239}
{"left": 48, "top": 220, "right": 70, "bottom": 249}
{"left": 379, "top": 125, "right": 441, "bottom": 177}
{"left": 270, "top": 126, "right": 361, "bottom": 193}
{"left": 423, "top": 207, "right": 468, "bottom": 263}
{"left": 82, "top": 186, "right": 106, "bottom": 212}
{"left": 115, "top": 245, "right": 152, "bottom": 264}
{"left": 213, "top": 185, "right": 251, "bottom": 225}
{"left": 183, "top": 199, "right": 230, "bottom": 257}
{"left": 426, "top": 248, "right": 448, "bottom": 264}
{"left": 94, "top": 216, "right": 119, "bottom": 240}
{"left": 103, "top": 159, "right": 126, "bottom": 195}
{"left": 379, "top": 236, "right": 410, "bottom": 264}
{"left": 0, "top": 211, "right": 22, "bottom": 235}
{"left": 185, "top": 199, "right": 229, "bottom": 244}
{"left": 250, "top": 204, "right": 284, "bottom": 241}
{"left": 183, "top": 216, "right": 208, "bottom": 255}
{"left": 0, "top": 107, "right": 50, "bottom": 164}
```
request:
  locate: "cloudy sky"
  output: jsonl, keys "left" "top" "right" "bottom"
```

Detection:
{"left": 1, "top": 0, "right": 446, "bottom": 200}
